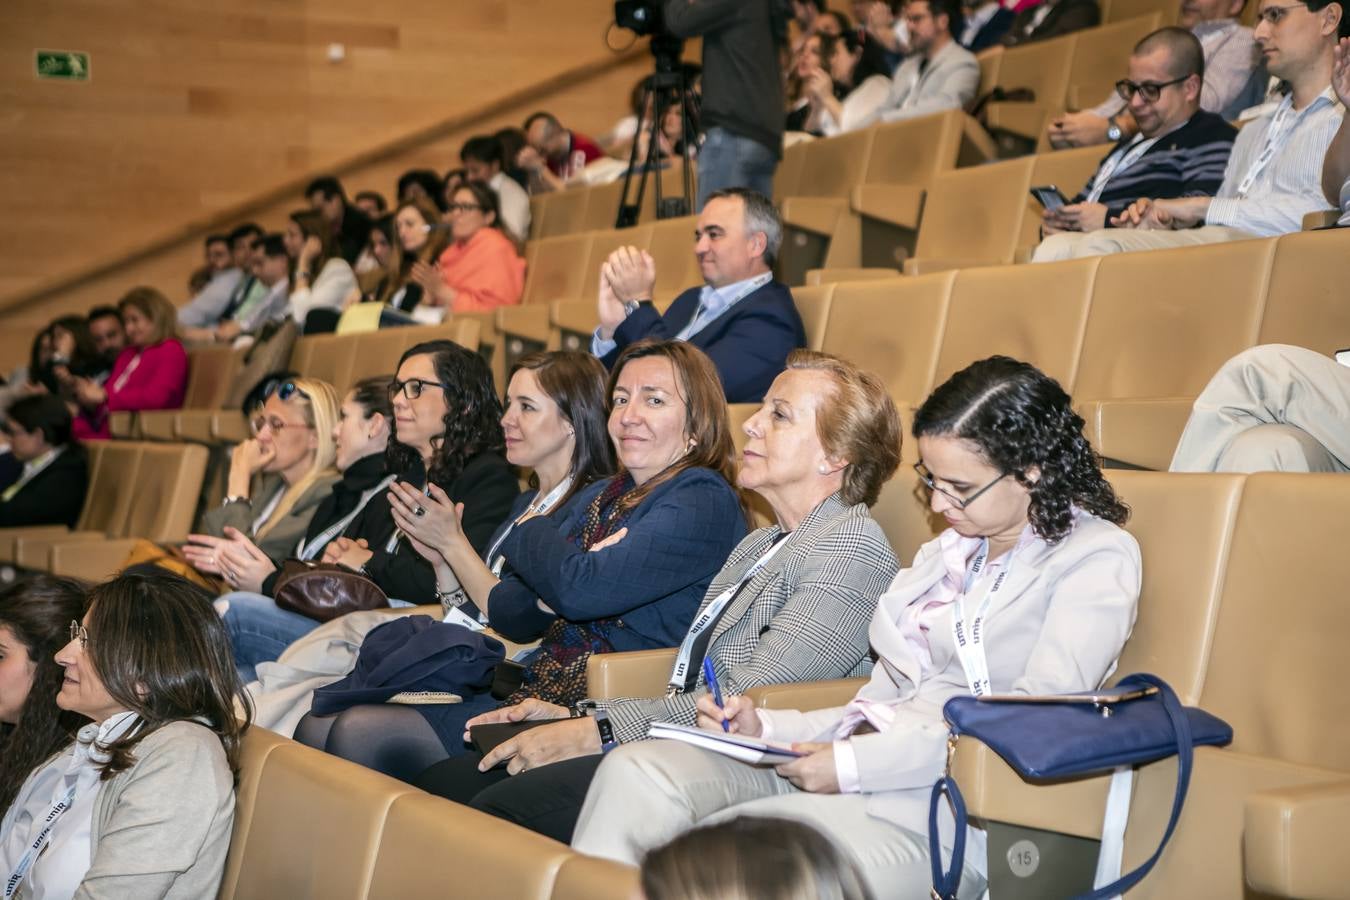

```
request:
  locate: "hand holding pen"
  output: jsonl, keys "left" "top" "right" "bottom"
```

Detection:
{"left": 694, "top": 659, "right": 762, "bottom": 736}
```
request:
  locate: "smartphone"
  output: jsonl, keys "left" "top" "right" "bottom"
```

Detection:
{"left": 1336, "top": 348, "right": 1350, "bottom": 367}
{"left": 469, "top": 720, "right": 556, "bottom": 764}
{"left": 401, "top": 455, "right": 427, "bottom": 492}
{"left": 978, "top": 685, "right": 1159, "bottom": 704}
{"left": 1030, "top": 185, "right": 1069, "bottom": 211}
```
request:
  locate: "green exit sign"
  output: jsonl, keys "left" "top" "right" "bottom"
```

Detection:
{"left": 35, "top": 50, "right": 90, "bottom": 81}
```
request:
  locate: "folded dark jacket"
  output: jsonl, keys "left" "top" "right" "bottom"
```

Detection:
{"left": 311, "top": 616, "right": 504, "bottom": 716}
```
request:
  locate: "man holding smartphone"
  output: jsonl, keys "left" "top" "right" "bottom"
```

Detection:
{"left": 1035, "top": 27, "right": 1237, "bottom": 251}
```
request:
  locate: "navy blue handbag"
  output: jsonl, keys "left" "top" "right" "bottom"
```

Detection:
{"left": 928, "top": 673, "right": 1233, "bottom": 900}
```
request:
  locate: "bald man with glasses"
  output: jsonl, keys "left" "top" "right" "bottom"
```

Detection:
{"left": 1034, "top": 27, "right": 1238, "bottom": 253}
{"left": 1033, "top": 0, "right": 1347, "bottom": 260}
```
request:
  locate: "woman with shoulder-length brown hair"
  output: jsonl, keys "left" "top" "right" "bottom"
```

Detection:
{"left": 367, "top": 198, "right": 451, "bottom": 311}
{"left": 410, "top": 180, "right": 526, "bottom": 316}
{"left": 295, "top": 340, "right": 749, "bottom": 782}
{"left": 285, "top": 208, "right": 358, "bottom": 331}
{"left": 0, "top": 569, "right": 251, "bottom": 898}
{"left": 71, "top": 286, "right": 189, "bottom": 440}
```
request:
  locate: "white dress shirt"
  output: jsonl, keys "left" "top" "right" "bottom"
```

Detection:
{"left": 489, "top": 171, "right": 532, "bottom": 244}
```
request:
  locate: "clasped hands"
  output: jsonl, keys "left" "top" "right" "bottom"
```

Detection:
{"left": 596, "top": 246, "right": 657, "bottom": 340}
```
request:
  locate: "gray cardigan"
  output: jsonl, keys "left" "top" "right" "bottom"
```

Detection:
{"left": 197, "top": 470, "right": 340, "bottom": 563}
{"left": 78, "top": 721, "right": 236, "bottom": 899}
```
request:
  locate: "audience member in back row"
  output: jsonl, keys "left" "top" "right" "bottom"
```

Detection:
{"left": 516, "top": 111, "right": 607, "bottom": 194}
{"left": 0, "top": 395, "right": 88, "bottom": 528}
{"left": 787, "top": 32, "right": 846, "bottom": 135}
{"left": 0, "top": 571, "right": 249, "bottom": 898}
{"left": 226, "top": 233, "right": 293, "bottom": 339}
{"left": 856, "top": 0, "right": 981, "bottom": 129}
{"left": 0, "top": 576, "right": 89, "bottom": 816}
{"left": 415, "top": 351, "right": 903, "bottom": 845}
{"left": 295, "top": 341, "right": 745, "bottom": 782}
{"left": 665, "top": 0, "right": 786, "bottom": 209}
{"left": 1322, "top": 34, "right": 1350, "bottom": 221}
{"left": 175, "top": 225, "right": 261, "bottom": 334}
{"left": 410, "top": 182, "right": 526, "bottom": 316}
{"left": 188, "top": 376, "right": 395, "bottom": 680}
{"left": 360, "top": 200, "right": 448, "bottom": 311}
{"left": 592, "top": 188, "right": 805, "bottom": 404}
{"left": 398, "top": 169, "right": 448, "bottom": 212}
{"left": 71, "top": 288, "right": 190, "bottom": 440}
{"left": 353, "top": 190, "right": 388, "bottom": 220}
{"left": 1034, "top": 28, "right": 1238, "bottom": 246}
{"left": 461, "top": 134, "right": 532, "bottom": 243}
{"left": 86, "top": 305, "right": 126, "bottom": 370}
{"left": 1048, "top": 0, "right": 1263, "bottom": 150}
{"left": 306, "top": 176, "right": 373, "bottom": 267}
{"left": 36, "top": 315, "right": 109, "bottom": 399}
{"left": 1170, "top": 344, "right": 1350, "bottom": 472}
{"left": 1035, "top": 0, "right": 1348, "bottom": 259}
{"left": 801, "top": 28, "right": 898, "bottom": 137}
{"left": 285, "top": 208, "right": 359, "bottom": 331}
{"left": 571, "top": 356, "right": 1142, "bottom": 899}
{"left": 1003, "top": 0, "right": 1101, "bottom": 46}
{"left": 961, "top": 0, "right": 1015, "bottom": 51}
{"left": 189, "top": 378, "right": 342, "bottom": 564}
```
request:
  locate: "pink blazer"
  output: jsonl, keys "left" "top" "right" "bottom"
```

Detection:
{"left": 74, "top": 340, "right": 189, "bottom": 440}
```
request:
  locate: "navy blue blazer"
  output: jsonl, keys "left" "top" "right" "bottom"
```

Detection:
{"left": 600, "top": 280, "right": 806, "bottom": 403}
{"left": 496, "top": 467, "right": 747, "bottom": 652}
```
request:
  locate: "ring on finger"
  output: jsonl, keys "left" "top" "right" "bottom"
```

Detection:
{"left": 414, "top": 505, "right": 427, "bottom": 517}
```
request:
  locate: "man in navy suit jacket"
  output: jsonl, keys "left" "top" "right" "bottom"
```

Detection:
{"left": 590, "top": 188, "right": 806, "bottom": 403}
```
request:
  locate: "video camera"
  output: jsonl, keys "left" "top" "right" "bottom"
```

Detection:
{"left": 614, "top": 0, "right": 666, "bottom": 37}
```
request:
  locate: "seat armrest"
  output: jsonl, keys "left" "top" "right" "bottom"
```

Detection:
{"left": 1245, "top": 778, "right": 1350, "bottom": 898}
{"left": 902, "top": 257, "right": 999, "bottom": 276}
{"left": 850, "top": 184, "right": 926, "bottom": 230}
{"left": 0, "top": 525, "right": 71, "bottom": 563}
{"left": 804, "top": 268, "right": 899, "bottom": 286}
{"left": 137, "top": 410, "right": 179, "bottom": 441}
{"left": 983, "top": 103, "right": 1054, "bottom": 141}
{"left": 1077, "top": 397, "right": 1196, "bottom": 471}
{"left": 15, "top": 531, "right": 108, "bottom": 571}
{"left": 586, "top": 648, "right": 679, "bottom": 700}
{"left": 49, "top": 538, "right": 143, "bottom": 582}
{"left": 175, "top": 409, "right": 219, "bottom": 444}
{"left": 1302, "top": 209, "right": 1340, "bottom": 231}
{"left": 780, "top": 197, "right": 850, "bottom": 236}
{"left": 746, "top": 677, "right": 867, "bottom": 712}
{"left": 109, "top": 411, "right": 139, "bottom": 439}
{"left": 212, "top": 412, "right": 250, "bottom": 445}
{"left": 495, "top": 305, "right": 554, "bottom": 345}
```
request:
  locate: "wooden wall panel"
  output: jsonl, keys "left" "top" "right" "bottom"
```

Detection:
{"left": 0, "top": 0, "right": 647, "bottom": 304}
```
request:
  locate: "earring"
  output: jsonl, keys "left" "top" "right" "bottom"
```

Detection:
{"left": 818, "top": 464, "right": 828, "bottom": 475}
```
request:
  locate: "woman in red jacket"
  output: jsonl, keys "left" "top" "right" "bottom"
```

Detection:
{"left": 410, "top": 181, "right": 526, "bottom": 316}
{"left": 72, "top": 287, "right": 188, "bottom": 440}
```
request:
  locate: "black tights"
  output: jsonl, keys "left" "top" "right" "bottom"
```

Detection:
{"left": 294, "top": 705, "right": 449, "bottom": 784}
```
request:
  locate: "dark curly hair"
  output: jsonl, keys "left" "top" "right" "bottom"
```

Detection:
{"left": 388, "top": 340, "right": 505, "bottom": 487}
{"left": 912, "top": 356, "right": 1128, "bottom": 543}
{"left": 0, "top": 575, "right": 90, "bottom": 812}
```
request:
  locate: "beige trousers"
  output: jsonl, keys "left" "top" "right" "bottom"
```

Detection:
{"left": 1031, "top": 225, "right": 1259, "bottom": 262}
{"left": 1170, "top": 344, "right": 1350, "bottom": 473}
{"left": 571, "top": 739, "right": 987, "bottom": 900}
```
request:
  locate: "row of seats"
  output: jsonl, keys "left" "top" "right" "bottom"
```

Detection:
{"left": 217, "top": 467, "right": 1348, "bottom": 899}
{"left": 0, "top": 440, "right": 207, "bottom": 575}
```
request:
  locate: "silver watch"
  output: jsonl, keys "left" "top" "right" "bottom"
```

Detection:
{"left": 623, "top": 299, "right": 641, "bottom": 317}
{"left": 1106, "top": 117, "right": 1123, "bottom": 142}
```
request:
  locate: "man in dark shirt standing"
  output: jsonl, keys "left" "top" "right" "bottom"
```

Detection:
{"left": 665, "top": 0, "right": 789, "bottom": 209}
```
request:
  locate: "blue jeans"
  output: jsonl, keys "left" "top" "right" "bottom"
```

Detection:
{"left": 696, "top": 127, "right": 778, "bottom": 210}
{"left": 221, "top": 591, "right": 321, "bottom": 683}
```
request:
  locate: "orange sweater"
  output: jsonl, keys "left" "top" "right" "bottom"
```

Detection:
{"left": 436, "top": 227, "right": 526, "bottom": 314}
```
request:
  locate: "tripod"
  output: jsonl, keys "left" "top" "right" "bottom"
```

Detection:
{"left": 615, "top": 35, "right": 700, "bottom": 228}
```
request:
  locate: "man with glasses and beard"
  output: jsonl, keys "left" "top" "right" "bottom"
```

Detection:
{"left": 1034, "top": 27, "right": 1238, "bottom": 256}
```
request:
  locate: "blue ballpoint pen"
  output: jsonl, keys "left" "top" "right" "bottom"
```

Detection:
{"left": 703, "top": 657, "right": 729, "bottom": 732}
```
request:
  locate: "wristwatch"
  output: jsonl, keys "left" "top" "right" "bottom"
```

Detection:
{"left": 1106, "top": 115, "right": 1123, "bottom": 142}
{"left": 573, "top": 700, "right": 619, "bottom": 752}
{"left": 622, "top": 299, "right": 644, "bottom": 317}
{"left": 223, "top": 495, "right": 250, "bottom": 506}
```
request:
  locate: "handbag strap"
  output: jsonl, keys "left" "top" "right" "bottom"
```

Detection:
{"left": 927, "top": 674, "right": 1197, "bottom": 900}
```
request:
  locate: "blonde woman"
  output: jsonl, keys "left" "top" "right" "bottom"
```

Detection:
{"left": 70, "top": 287, "right": 188, "bottom": 440}
{"left": 187, "top": 378, "right": 341, "bottom": 565}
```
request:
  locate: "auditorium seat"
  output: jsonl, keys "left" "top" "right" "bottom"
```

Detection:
{"left": 534, "top": 185, "right": 591, "bottom": 238}
{"left": 1062, "top": 14, "right": 1165, "bottom": 116}
{"left": 299, "top": 333, "right": 358, "bottom": 397}
{"left": 933, "top": 257, "right": 1098, "bottom": 390}
{"left": 138, "top": 343, "right": 243, "bottom": 441}
{"left": 978, "top": 35, "right": 1076, "bottom": 157}
{"left": 522, "top": 233, "right": 595, "bottom": 307}
{"left": 587, "top": 647, "right": 677, "bottom": 700}
{"left": 803, "top": 267, "right": 899, "bottom": 284}
{"left": 550, "top": 854, "right": 643, "bottom": 900}
{"left": 528, "top": 194, "right": 549, "bottom": 240}
{"left": 1017, "top": 145, "right": 1114, "bottom": 256}
{"left": 773, "top": 139, "right": 809, "bottom": 199}
{"left": 822, "top": 272, "right": 955, "bottom": 407}
{"left": 901, "top": 156, "right": 1038, "bottom": 273}
{"left": 581, "top": 179, "right": 625, "bottom": 232}
{"left": 1104, "top": 0, "right": 1179, "bottom": 25}
{"left": 1075, "top": 238, "right": 1277, "bottom": 469}
{"left": 550, "top": 300, "right": 600, "bottom": 354}
{"left": 637, "top": 159, "right": 698, "bottom": 225}
{"left": 217, "top": 727, "right": 292, "bottom": 900}
{"left": 775, "top": 128, "right": 878, "bottom": 284}
{"left": 1257, "top": 228, "right": 1350, "bottom": 354}
{"left": 645, "top": 215, "right": 702, "bottom": 301}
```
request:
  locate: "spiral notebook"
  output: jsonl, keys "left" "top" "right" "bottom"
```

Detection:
{"left": 647, "top": 722, "right": 805, "bottom": 765}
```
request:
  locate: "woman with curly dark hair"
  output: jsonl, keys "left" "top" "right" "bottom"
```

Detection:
{"left": 0, "top": 576, "right": 88, "bottom": 814}
{"left": 570, "top": 355, "right": 1142, "bottom": 900}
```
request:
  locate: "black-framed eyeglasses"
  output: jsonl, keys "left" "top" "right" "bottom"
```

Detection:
{"left": 388, "top": 378, "right": 447, "bottom": 401}
{"left": 1115, "top": 75, "right": 1191, "bottom": 103}
{"left": 913, "top": 462, "right": 1007, "bottom": 510}
{"left": 445, "top": 202, "right": 484, "bottom": 213}
{"left": 1254, "top": 2, "right": 1306, "bottom": 24}
{"left": 69, "top": 620, "right": 88, "bottom": 649}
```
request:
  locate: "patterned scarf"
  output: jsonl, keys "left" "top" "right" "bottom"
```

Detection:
{"left": 505, "top": 473, "right": 641, "bottom": 707}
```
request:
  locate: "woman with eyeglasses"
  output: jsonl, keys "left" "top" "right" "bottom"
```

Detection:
{"left": 409, "top": 181, "right": 526, "bottom": 316}
{"left": 187, "top": 378, "right": 341, "bottom": 567}
{"left": 185, "top": 376, "right": 399, "bottom": 680}
{"left": 570, "top": 356, "right": 1142, "bottom": 900}
{"left": 0, "top": 571, "right": 250, "bottom": 898}
{"left": 295, "top": 340, "right": 747, "bottom": 782}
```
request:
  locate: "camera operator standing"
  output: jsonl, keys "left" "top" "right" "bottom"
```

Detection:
{"left": 664, "top": 0, "right": 788, "bottom": 209}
